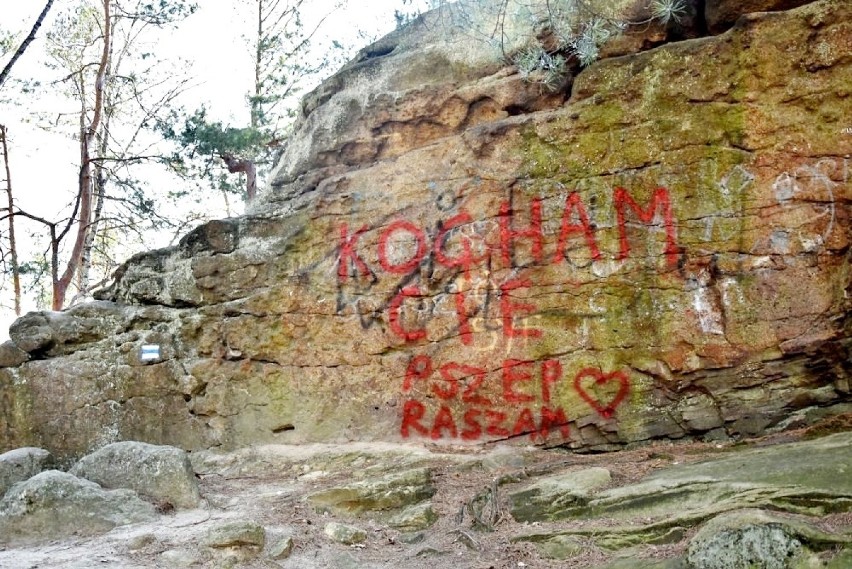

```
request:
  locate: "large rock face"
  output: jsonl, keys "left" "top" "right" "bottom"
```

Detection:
{"left": 0, "top": 0, "right": 849, "bottom": 460}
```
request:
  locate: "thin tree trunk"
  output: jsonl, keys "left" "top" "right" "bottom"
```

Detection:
{"left": 221, "top": 186, "right": 232, "bottom": 218}
{"left": 74, "top": 162, "right": 106, "bottom": 303}
{"left": 0, "top": 125, "right": 21, "bottom": 315}
{"left": 0, "top": 0, "right": 55, "bottom": 89}
{"left": 53, "top": 0, "right": 111, "bottom": 310}
{"left": 221, "top": 153, "right": 257, "bottom": 202}
{"left": 252, "top": 0, "right": 264, "bottom": 129}
{"left": 76, "top": 33, "right": 116, "bottom": 304}
{"left": 54, "top": 75, "right": 89, "bottom": 309}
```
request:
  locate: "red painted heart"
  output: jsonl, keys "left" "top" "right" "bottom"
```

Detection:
{"left": 573, "top": 368, "right": 630, "bottom": 419}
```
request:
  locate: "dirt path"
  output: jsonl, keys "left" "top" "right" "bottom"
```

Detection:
{"left": 1, "top": 427, "right": 850, "bottom": 568}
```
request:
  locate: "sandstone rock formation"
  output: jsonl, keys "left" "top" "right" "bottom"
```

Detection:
{"left": 0, "top": 0, "right": 849, "bottom": 461}
{"left": 308, "top": 467, "right": 435, "bottom": 517}
{"left": 512, "top": 430, "right": 852, "bottom": 552}
{"left": 206, "top": 521, "right": 265, "bottom": 545}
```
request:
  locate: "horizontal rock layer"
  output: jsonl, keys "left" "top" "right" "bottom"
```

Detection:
{"left": 0, "top": 0, "right": 850, "bottom": 460}
{"left": 3, "top": 434, "right": 849, "bottom": 567}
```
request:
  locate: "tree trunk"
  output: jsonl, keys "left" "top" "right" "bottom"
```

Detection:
{"left": 53, "top": 0, "right": 111, "bottom": 310}
{"left": 74, "top": 160, "right": 106, "bottom": 304}
{"left": 76, "top": 40, "right": 116, "bottom": 304}
{"left": 252, "top": 0, "right": 264, "bottom": 129}
{"left": 221, "top": 153, "right": 257, "bottom": 202}
{"left": 0, "top": 0, "right": 55, "bottom": 89}
{"left": 0, "top": 125, "right": 21, "bottom": 315}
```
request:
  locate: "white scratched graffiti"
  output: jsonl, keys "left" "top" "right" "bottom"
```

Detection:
{"left": 771, "top": 158, "right": 847, "bottom": 253}
{"left": 704, "top": 164, "right": 755, "bottom": 243}
{"left": 688, "top": 268, "right": 725, "bottom": 336}
{"left": 719, "top": 165, "right": 756, "bottom": 199}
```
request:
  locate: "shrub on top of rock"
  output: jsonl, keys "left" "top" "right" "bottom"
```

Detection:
{"left": 70, "top": 441, "right": 202, "bottom": 509}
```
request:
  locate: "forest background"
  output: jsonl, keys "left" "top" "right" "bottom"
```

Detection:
{"left": 0, "top": 0, "right": 431, "bottom": 339}
{"left": 0, "top": 0, "right": 688, "bottom": 340}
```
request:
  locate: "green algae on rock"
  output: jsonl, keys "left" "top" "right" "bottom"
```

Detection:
{"left": 0, "top": 0, "right": 849, "bottom": 462}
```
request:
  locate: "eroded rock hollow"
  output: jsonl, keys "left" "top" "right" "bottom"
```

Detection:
{"left": 1, "top": 0, "right": 849, "bottom": 461}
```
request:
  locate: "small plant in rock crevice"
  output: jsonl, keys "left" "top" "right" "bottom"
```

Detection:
{"left": 507, "top": 0, "right": 688, "bottom": 91}
{"left": 514, "top": 45, "right": 569, "bottom": 91}
{"left": 650, "top": 0, "right": 689, "bottom": 25}
{"left": 423, "top": 0, "right": 690, "bottom": 92}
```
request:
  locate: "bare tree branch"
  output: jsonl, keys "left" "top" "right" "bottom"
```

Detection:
{"left": 0, "top": 0, "right": 55, "bottom": 89}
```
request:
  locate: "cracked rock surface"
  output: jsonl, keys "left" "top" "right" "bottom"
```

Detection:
{"left": 0, "top": 431, "right": 849, "bottom": 567}
{"left": 0, "top": 0, "right": 849, "bottom": 462}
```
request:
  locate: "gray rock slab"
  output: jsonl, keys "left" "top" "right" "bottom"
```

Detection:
{"left": 514, "top": 434, "right": 852, "bottom": 552}
{"left": 308, "top": 467, "right": 434, "bottom": 516}
{"left": 0, "top": 447, "right": 54, "bottom": 496}
{"left": 687, "top": 509, "right": 851, "bottom": 569}
{"left": 642, "top": 431, "right": 852, "bottom": 494}
{"left": 520, "top": 432, "right": 852, "bottom": 524}
{"left": 71, "top": 441, "right": 202, "bottom": 508}
{"left": 587, "top": 432, "right": 852, "bottom": 522}
{"left": 0, "top": 470, "right": 157, "bottom": 544}
{"left": 324, "top": 521, "right": 367, "bottom": 545}
{"left": 203, "top": 520, "right": 266, "bottom": 549}
{"left": 508, "top": 467, "right": 612, "bottom": 522}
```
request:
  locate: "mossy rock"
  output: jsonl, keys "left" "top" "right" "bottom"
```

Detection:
{"left": 307, "top": 467, "right": 435, "bottom": 516}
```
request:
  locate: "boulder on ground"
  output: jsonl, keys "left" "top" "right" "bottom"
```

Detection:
{"left": 267, "top": 534, "right": 295, "bottom": 560}
{"left": 324, "top": 521, "right": 367, "bottom": 545}
{"left": 689, "top": 517, "right": 801, "bottom": 569}
{"left": 0, "top": 470, "right": 157, "bottom": 544}
{"left": 687, "top": 509, "right": 851, "bottom": 569}
{"left": 71, "top": 441, "right": 201, "bottom": 508}
{"left": 203, "top": 519, "right": 266, "bottom": 549}
{"left": 308, "top": 467, "right": 435, "bottom": 516}
{"left": 387, "top": 502, "right": 438, "bottom": 532}
{"left": 0, "top": 447, "right": 53, "bottom": 496}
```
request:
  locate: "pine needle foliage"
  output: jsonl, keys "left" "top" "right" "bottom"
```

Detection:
{"left": 650, "top": 0, "right": 688, "bottom": 25}
{"left": 427, "top": 0, "right": 688, "bottom": 91}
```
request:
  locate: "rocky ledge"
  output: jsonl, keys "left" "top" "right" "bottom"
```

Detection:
{"left": 0, "top": 427, "right": 851, "bottom": 568}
